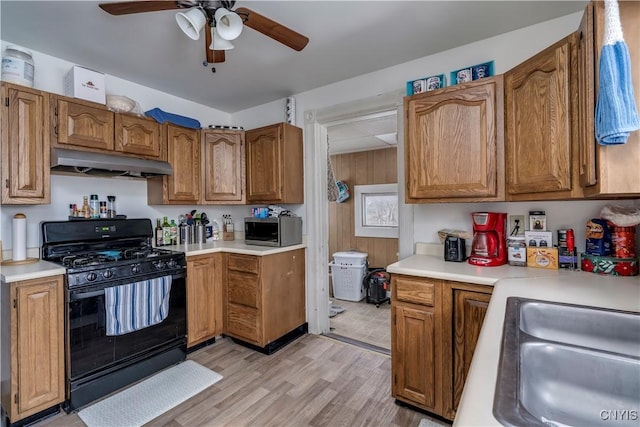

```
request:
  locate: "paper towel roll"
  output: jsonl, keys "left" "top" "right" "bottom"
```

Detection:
{"left": 12, "top": 213, "right": 27, "bottom": 261}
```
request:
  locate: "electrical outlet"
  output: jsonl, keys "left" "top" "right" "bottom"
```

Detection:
{"left": 509, "top": 215, "right": 525, "bottom": 236}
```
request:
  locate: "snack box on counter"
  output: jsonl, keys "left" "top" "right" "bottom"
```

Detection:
{"left": 526, "top": 247, "right": 558, "bottom": 270}
{"left": 580, "top": 253, "right": 639, "bottom": 276}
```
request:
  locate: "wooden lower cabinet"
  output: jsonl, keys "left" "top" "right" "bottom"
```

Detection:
{"left": 225, "top": 249, "right": 305, "bottom": 347}
{"left": 391, "top": 275, "right": 492, "bottom": 421}
{"left": 1, "top": 276, "right": 64, "bottom": 423}
{"left": 186, "top": 253, "right": 223, "bottom": 347}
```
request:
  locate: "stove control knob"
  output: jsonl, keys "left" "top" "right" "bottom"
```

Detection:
{"left": 154, "top": 261, "right": 167, "bottom": 270}
{"left": 103, "top": 269, "right": 114, "bottom": 279}
{"left": 86, "top": 272, "right": 98, "bottom": 282}
{"left": 131, "top": 264, "right": 141, "bottom": 274}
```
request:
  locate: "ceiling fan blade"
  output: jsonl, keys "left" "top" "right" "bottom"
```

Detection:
{"left": 204, "top": 24, "right": 226, "bottom": 63}
{"left": 235, "top": 7, "right": 309, "bottom": 52}
{"left": 99, "top": 1, "right": 182, "bottom": 16}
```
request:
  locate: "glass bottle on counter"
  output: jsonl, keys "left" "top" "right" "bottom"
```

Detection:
{"left": 90, "top": 194, "right": 99, "bottom": 219}
{"left": 155, "top": 218, "right": 164, "bottom": 247}
{"left": 107, "top": 196, "right": 116, "bottom": 218}
{"left": 169, "top": 219, "right": 178, "bottom": 245}
{"left": 82, "top": 196, "right": 90, "bottom": 219}
{"left": 99, "top": 201, "right": 108, "bottom": 218}
{"left": 162, "top": 216, "right": 172, "bottom": 246}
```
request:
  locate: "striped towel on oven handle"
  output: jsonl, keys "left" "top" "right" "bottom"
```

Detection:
{"left": 104, "top": 275, "right": 173, "bottom": 336}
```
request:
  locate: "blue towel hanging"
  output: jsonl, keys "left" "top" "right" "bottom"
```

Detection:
{"left": 595, "top": 0, "right": 640, "bottom": 145}
{"left": 104, "top": 276, "right": 173, "bottom": 336}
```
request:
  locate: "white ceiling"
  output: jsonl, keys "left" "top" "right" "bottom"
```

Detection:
{"left": 327, "top": 110, "right": 397, "bottom": 154}
{"left": 0, "top": 1, "right": 586, "bottom": 115}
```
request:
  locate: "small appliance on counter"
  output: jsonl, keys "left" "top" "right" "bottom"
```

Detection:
{"left": 244, "top": 216, "right": 302, "bottom": 247}
{"left": 444, "top": 235, "right": 467, "bottom": 262}
{"left": 468, "top": 212, "right": 507, "bottom": 266}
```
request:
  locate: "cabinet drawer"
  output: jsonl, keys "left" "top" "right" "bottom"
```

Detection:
{"left": 228, "top": 254, "right": 259, "bottom": 274}
{"left": 393, "top": 276, "right": 437, "bottom": 306}
{"left": 227, "top": 271, "right": 259, "bottom": 308}
{"left": 227, "top": 303, "right": 259, "bottom": 343}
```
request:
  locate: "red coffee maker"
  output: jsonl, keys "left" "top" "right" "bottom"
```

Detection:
{"left": 468, "top": 212, "right": 507, "bottom": 266}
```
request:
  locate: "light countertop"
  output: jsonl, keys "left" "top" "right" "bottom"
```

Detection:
{"left": 1, "top": 260, "right": 66, "bottom": 283}
{"left": 162, "top": 241, "right": 306, "bottom": 257}
{"left": 1, "top": 242, "right": 306, "bottom": 283}
{"left": 386, "top": 254, "right": 640, "bottom": 427}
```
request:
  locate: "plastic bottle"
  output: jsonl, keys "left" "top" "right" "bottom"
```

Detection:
{"left": 155, "top": 219, "right": 164, "bottom": 247}
{"left": 1, "top": 46, "right": 34, "bottom": 87}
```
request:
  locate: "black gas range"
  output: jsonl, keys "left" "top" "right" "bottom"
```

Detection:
{"left": 41, "top": 218, "right": 187, "bottom": 412}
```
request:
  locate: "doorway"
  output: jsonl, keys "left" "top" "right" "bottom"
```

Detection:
{"left": 302, "top": 90, "right": 414, "bottom": 350}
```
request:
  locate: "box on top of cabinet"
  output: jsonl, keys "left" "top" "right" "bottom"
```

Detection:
{"left": 63, "top": 65, "right": 106, "bottom": 104}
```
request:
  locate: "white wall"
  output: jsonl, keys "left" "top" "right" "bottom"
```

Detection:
{"left": 231, "top": 11, "right": 640, "bottom": 255}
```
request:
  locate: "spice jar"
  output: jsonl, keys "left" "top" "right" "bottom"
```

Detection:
{"left": 107, "top": 195, "right": 116, "bottom": 218}
{"left": 507, "top": 236, "right": 527, "bottom": 266}
{"left": 90, "top": 194, "right": 99, "bottom": 219}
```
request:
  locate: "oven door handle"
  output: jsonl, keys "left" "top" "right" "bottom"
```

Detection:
{"left": 70, "top": 289, "right": 105, "bottom": 301}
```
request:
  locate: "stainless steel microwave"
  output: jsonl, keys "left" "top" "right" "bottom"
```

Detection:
{"left": 244, "top": 217, "right": 302, "bottom": 247}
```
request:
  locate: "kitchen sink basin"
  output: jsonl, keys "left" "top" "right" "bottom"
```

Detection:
{"left": 519, "top": 300, "right": 640, "bottom": 356}
{"left": 494, "top": 298, "right": 640, "bottom": 427}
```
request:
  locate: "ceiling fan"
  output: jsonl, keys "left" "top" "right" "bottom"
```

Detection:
{"left": 98, "top": 1, "right": 309, "bottom": 64}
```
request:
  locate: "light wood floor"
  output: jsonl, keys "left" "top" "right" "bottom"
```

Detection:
{"left": 329, "top": 298, "right": 391, "bottom": 350}
{"left": 38, "top": 335, "right": 449, "bottom": 427}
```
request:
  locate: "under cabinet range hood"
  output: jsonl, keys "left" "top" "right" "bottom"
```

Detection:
{"left": 51, "top": 148, "right": 173, "bottom": 177}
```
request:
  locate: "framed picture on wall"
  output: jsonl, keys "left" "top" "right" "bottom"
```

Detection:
{"left": 354, "top": 184, "right": 399, "bottom": 238}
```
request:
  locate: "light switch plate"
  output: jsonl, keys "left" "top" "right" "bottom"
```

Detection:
{"left": 509, "top": 215, "right": 525, "bottom": 236}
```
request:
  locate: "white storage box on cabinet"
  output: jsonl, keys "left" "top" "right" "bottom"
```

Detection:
{"left": 330, "top": 251, "right": 367, "bottom": 302}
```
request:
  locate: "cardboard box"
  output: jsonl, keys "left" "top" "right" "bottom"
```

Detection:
{"left": 63, "top": 65, "right": 106, "bottom": 104}
{"left": 527, "top": 247, "right": 559, "bottom": 269}
{"left": 524, "top": 231, "right": 553, "bottom": 248}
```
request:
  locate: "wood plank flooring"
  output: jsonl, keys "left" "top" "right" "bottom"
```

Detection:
{"left": 330, "top": 298, "right": 391, "bottom": 350}
{"left": 37, "top": 335, "right": 449, "bottom": 427}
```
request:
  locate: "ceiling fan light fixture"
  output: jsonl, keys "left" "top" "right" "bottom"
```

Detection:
{"left": 214, "top": 8, "right": 243, "bottom": 41}
{"left": 176, "top": 8, "right": 207, "bottom": 40}
{"left": 210, "top": 27, "right": 234, "bottom": 51}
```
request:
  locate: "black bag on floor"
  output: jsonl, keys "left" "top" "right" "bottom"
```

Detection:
{"left": 363, "top": 268, "right": 390, "bottom": 307}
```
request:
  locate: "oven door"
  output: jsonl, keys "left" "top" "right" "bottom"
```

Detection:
{"left": 67, "top": 270, "right": 186, "bottom": 383}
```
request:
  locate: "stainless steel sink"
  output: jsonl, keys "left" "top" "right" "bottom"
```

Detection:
{"left": 494, "top": 297, "right": 640, "bottom": 427}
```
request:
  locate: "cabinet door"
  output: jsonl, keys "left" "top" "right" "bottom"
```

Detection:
{"left": 393, "top": 304, "right": 439, "bottom": 411}
{"left": 1, "top": 84, "right": 50, "bottom": 204}
{"left": 186, "top": 254, "right": 222, "bottom": 347}
{"left": 245, "top": 124, "right": 282, "bottom": 202}
{"left": 405, "top": 77, "right": 504, "bottom": 202}
{"left": 115, "top": 114, "right": 161, "bottom": 159}
{"left": 451, "top": 289, "right": 491, "bottom": 411}
{"left": 201, "top": 130, "right": 245, "bottom": 203}
{"left": 580, "top": 1, "right": 640, "bottom": 197}
{"left": 166, "top": 124, "right": 200, "bottom": 202}
{"left": 505, "top": 34, "right": 581, "bottom": 200}
{"left": 56, "top": 98, "right": 114, "bottom": 150}
{"left": 11, "top": 276, "right": 64, "bottom": 420}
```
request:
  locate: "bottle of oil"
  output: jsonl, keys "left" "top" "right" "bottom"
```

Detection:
{"left": 169, "top": 219, "right": 178, "bottom": 245}
{"left": 155, "top": 218, "right": 164, "bottom": 247}
{"left": 82, "top": 196, "right": 90, "bottom": 219}
{"left": 162, "top": 216, "right": 171, "bottom": 246}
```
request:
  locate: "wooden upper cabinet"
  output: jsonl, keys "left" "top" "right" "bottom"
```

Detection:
{"left": 505, "top": 33, "right": 583, "bottom": 200}
{"left": 164, "top": 124, "right": 200, "bottom": 203}
{"left": 404, "top": 76, "right": 505, "bottom": 202}
{"left": 1, "top": 83, "right": 50, "bottom": 204}
{"left": 115, "top": 114, "right": 162, "bottom": 159}
{"left": 54, "top": 97, "right": 114, "bottom": 151}
{"left": 245, "top": 122, "right": 303, "bottom": 204}
{"left": 579, "top": 0, "right": 640, "bottom": 197}
{"left": 201, "top": 129, "right": 245, "bottom": 204}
